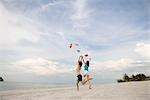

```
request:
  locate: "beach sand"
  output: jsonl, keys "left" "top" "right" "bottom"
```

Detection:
{"left": 0, "top": 81, "right": 149, "bottom": 100}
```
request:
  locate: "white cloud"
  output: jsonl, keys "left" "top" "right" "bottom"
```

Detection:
{"left": 40, "top": 1, "right": 62, "bottom": 11}
{"left": 0, "top": 3, "right": 44, "bottom": 46}
{"left": 71, "top": 0, "right": 88, "bottom": 20}
{"left": 13, "top": 58, "right": 74, "bottom": 75}
{"left": 0, "top": 2, "right": 73, "bottom": 59}
{"left": 135, "top": 42, "right": 150, "bottom": 58}
{"left": 71, "top": 0, "right": 93, "bottom": 29}
{"left": 91, "top": 58, "right": 135, "bottom": 71}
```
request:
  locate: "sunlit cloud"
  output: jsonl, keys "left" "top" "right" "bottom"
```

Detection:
{"left": 40, "top": 1, "right": 62, "bottom": 11}
{"left": 0, "top": 3, "right": 43, "bottom": 45}
{"left": 13, "top": 58, "right": 74, "bottom": 75}
{"left": 135, "top": 42, "right": 150, "bottom": 58}
{"left": 71, "top": 0, "right": 93, "bottom": 29}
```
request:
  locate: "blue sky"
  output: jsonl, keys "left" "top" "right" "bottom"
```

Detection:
{"left": 0, "top": 0, "right": 150, "bottom": 84}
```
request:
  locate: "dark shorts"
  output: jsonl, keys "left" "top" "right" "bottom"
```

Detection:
{"left": 77, "top": 74, "right": 82, "bottom": 82}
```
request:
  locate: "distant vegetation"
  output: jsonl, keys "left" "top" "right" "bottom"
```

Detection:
{"left": 117, "top": 73, "right": 150, "bottom": 83}
{"left": 0, "top": 76, "right": 4, "bottom": 82}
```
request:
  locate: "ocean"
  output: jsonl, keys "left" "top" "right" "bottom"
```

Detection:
{"left": 0, "top": 81, "right": 72, "bottom": 91}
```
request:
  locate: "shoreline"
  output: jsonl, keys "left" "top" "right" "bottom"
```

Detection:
{"left": 0, "top": 81, "right": 73, "bottom": 91}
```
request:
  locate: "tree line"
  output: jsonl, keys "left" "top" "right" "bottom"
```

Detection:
{"left": 0, "top": 76, "right": 4, "bottom": 81}
{"left": 117, "top": 73, "right": 150, "bottom": 83}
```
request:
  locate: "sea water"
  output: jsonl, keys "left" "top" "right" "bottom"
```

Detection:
{"left": 0, "top": 81, "right": 71, "bottom": 91}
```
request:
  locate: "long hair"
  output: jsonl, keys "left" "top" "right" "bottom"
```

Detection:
{"left": 78, "top": 61, "right": 82, "bottom": 67}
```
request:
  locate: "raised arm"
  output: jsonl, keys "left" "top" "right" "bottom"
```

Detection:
{"left": 82, "top": 56, "right": 86, "bottom": 64}
{"left": 78, "top": 55, "right": 82, "bottom": 61}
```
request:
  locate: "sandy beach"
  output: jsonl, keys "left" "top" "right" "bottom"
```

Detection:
{"left": 0, "top": 81, "right": 149, "bottom": 100}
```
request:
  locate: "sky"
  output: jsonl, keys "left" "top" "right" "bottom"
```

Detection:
{"left": 0, "top": 0, "right": 150, "bottom": 84}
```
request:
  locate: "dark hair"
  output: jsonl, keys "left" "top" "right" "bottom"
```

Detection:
{"left": 86, "top": 61, "right": 89, "bottom": 66}
{"left": 78, "top": 61, "right": 82, "bottom": 67}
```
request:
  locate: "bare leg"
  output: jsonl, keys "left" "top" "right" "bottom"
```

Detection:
{"left": 82, "top": 75, "right": 87, "bottom": 85}
{"left": 76, "top": 81, "right": 79, "bottom": 91}
{"left": 82, "top": 75, "right": 92, "bottom": 85}
{"left": 88, "top": 81, "right": 92, "bottom": 89}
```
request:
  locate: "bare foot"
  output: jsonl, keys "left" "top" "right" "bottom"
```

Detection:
{"left": 89, "top": 85, "right": 92, "bottom": 89}
{"left": 89, "top": 87, "right": 92, "bottom": 89}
